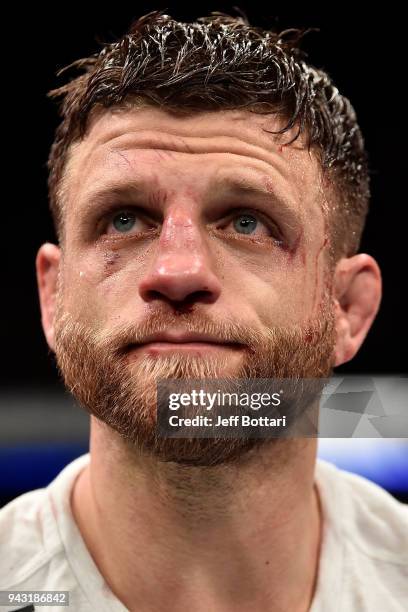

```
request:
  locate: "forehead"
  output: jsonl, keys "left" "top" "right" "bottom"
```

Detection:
{"left": 63, "top": 105, "right": 324, "bottom": 223}
{"left": 69, "top": 105, "right": 317, "bottom": 168}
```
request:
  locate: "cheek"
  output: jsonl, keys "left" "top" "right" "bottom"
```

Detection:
{"left": 241, "top": 242, "right": 331, "bottom": 327}
{"left": 61, "top": 232, "right": 329, "bottom": 329}
{"left": 247, "top": 273, "right": 312, "bottom": 326}
{"left": 218, "top": 243, "right": 316, "bottom": 326}
{"left": 61, "top": 245, "right": 150, "bottom": 326}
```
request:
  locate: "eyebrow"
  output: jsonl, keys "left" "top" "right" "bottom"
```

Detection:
{"left": 77, "top": 172, "right": 301, "bottom": 230}
{"left": 78, "top": 179, "right": 155, "bottom": 215}
{"left": 212, "top": 174, "right": 296, "bottom": 209}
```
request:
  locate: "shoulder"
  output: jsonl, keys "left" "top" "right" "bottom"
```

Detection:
{"left": 316, "top": 458, "right": 408, "bottom": 563}
{"left": 313, "top": 460, "right": 408, "bottom": 611}
{"left": 0, "top": 453, "right": 90, "bottom": 589}
{"left": 0, "top": 487, "right": 60, "bottom": 588}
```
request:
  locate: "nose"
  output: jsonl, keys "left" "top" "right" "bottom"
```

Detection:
{"left": 138, "top": 210, "right": 222, "bottom": 308}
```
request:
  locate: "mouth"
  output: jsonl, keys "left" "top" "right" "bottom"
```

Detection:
{"left": 124, "top": 332, "right": 246, "bottom": 358}
{"left": 125, "top": 340, "right": 245, "bottom": 357}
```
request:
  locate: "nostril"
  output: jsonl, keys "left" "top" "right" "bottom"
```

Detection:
{"left": 172, "top": 290, "right": 214, "bottom": 314}
{"left": 142, "top": 288, "right": 216, "bottom": 307}
{"left": 186, "top": 290, "right": 214, "bottom": 303}
{"left": 143, "top": 289, "right": 165, "bottom": 302}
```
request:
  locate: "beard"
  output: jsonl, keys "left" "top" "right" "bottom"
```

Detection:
{"left": 53, "top": 293, "right": 337, "bottom": 467}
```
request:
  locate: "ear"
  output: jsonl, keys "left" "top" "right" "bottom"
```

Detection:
{"left": 36, "top": 243, "right": 61, "bottom": 352}
{"left": 332, "top": 253, "right": 382, "bottom": 366}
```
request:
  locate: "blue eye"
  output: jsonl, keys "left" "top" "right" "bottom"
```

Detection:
{"left": 112, "top": 212, "right": 136, "bottom": 233}
{"left": 233, "top": 213, "right": 258, "bottom": 235}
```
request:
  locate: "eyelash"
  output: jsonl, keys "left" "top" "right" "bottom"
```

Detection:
{"left": 96, "top": 203, "right": 284, "bottom": 245}
{"left": 217, "top": 207, "right": 283, "bottom": 242}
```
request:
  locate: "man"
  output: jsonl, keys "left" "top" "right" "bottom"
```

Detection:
{"left": 1, "top": 10, "right": 407, "bottom": 612}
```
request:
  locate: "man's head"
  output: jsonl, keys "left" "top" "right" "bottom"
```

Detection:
{"left": 36, "top": 12, "right": 381, "bottom": 465}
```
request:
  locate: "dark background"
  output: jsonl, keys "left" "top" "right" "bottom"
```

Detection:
{"left": 1, "top": 3, "right": 406, "bottom": 387}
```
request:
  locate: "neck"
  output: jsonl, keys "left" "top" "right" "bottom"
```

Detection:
{"left": 71, "top": 418, "right": 322, "bottom": 612}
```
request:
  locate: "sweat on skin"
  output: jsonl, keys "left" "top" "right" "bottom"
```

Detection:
{"left": 35, "top": 106, "right": 382, "bottom": 612}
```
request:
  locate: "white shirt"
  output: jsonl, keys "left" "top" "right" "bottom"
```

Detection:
{"left": 0, "top": 454, "right": 407, "bottom": 611}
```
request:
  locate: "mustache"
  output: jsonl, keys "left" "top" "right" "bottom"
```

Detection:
{"left": 55, "top": 303, "right": 334, "bottom": 359}
{"left": 107, "top": 311, "right": 259, "bottom": 354}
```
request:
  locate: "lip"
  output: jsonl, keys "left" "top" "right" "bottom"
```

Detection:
{"left": 125, "top": 332, "right": 245, "bottom": 356}
{"left": 133, "top": 331, "right": 241, "bottom": 345}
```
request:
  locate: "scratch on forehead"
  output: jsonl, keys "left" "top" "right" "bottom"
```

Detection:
{"left": 113, "top": 150, "right": 133, "bottom": 170}
{"left": 111, "top": 147, "right": 179, "bottom": 168}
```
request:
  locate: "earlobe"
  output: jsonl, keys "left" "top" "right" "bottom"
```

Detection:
{"left": 333, "top": 254, "right": 382, "bottom": 367}
{"left": 35, "top": 243, "right": 61, "bottom": 352}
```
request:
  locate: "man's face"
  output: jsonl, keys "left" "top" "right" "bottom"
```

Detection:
{"left": 52, "top": 106, "right": 337, "bottom": 465}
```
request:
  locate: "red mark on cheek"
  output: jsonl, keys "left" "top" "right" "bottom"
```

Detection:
{"left": 303, "top": 326, "right": 324, "bottom": 344}
{"left": 311, "top": 235, "right": 330, "bottom": 313}
{"left": 315, "top": 237, "right": 329, "bottom": 268}
{"left": 304, "top": 329, "right": 314, "bottom": 343}
{"left": 103, "top": 250, "right": 121, "bottom": 276}
{"left": 281, "top": 229, "right": 304, "bottom": 262}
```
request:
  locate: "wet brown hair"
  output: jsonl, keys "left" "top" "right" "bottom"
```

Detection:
{"left": 47, "top": 10, "right": 370, "bottom": 261}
